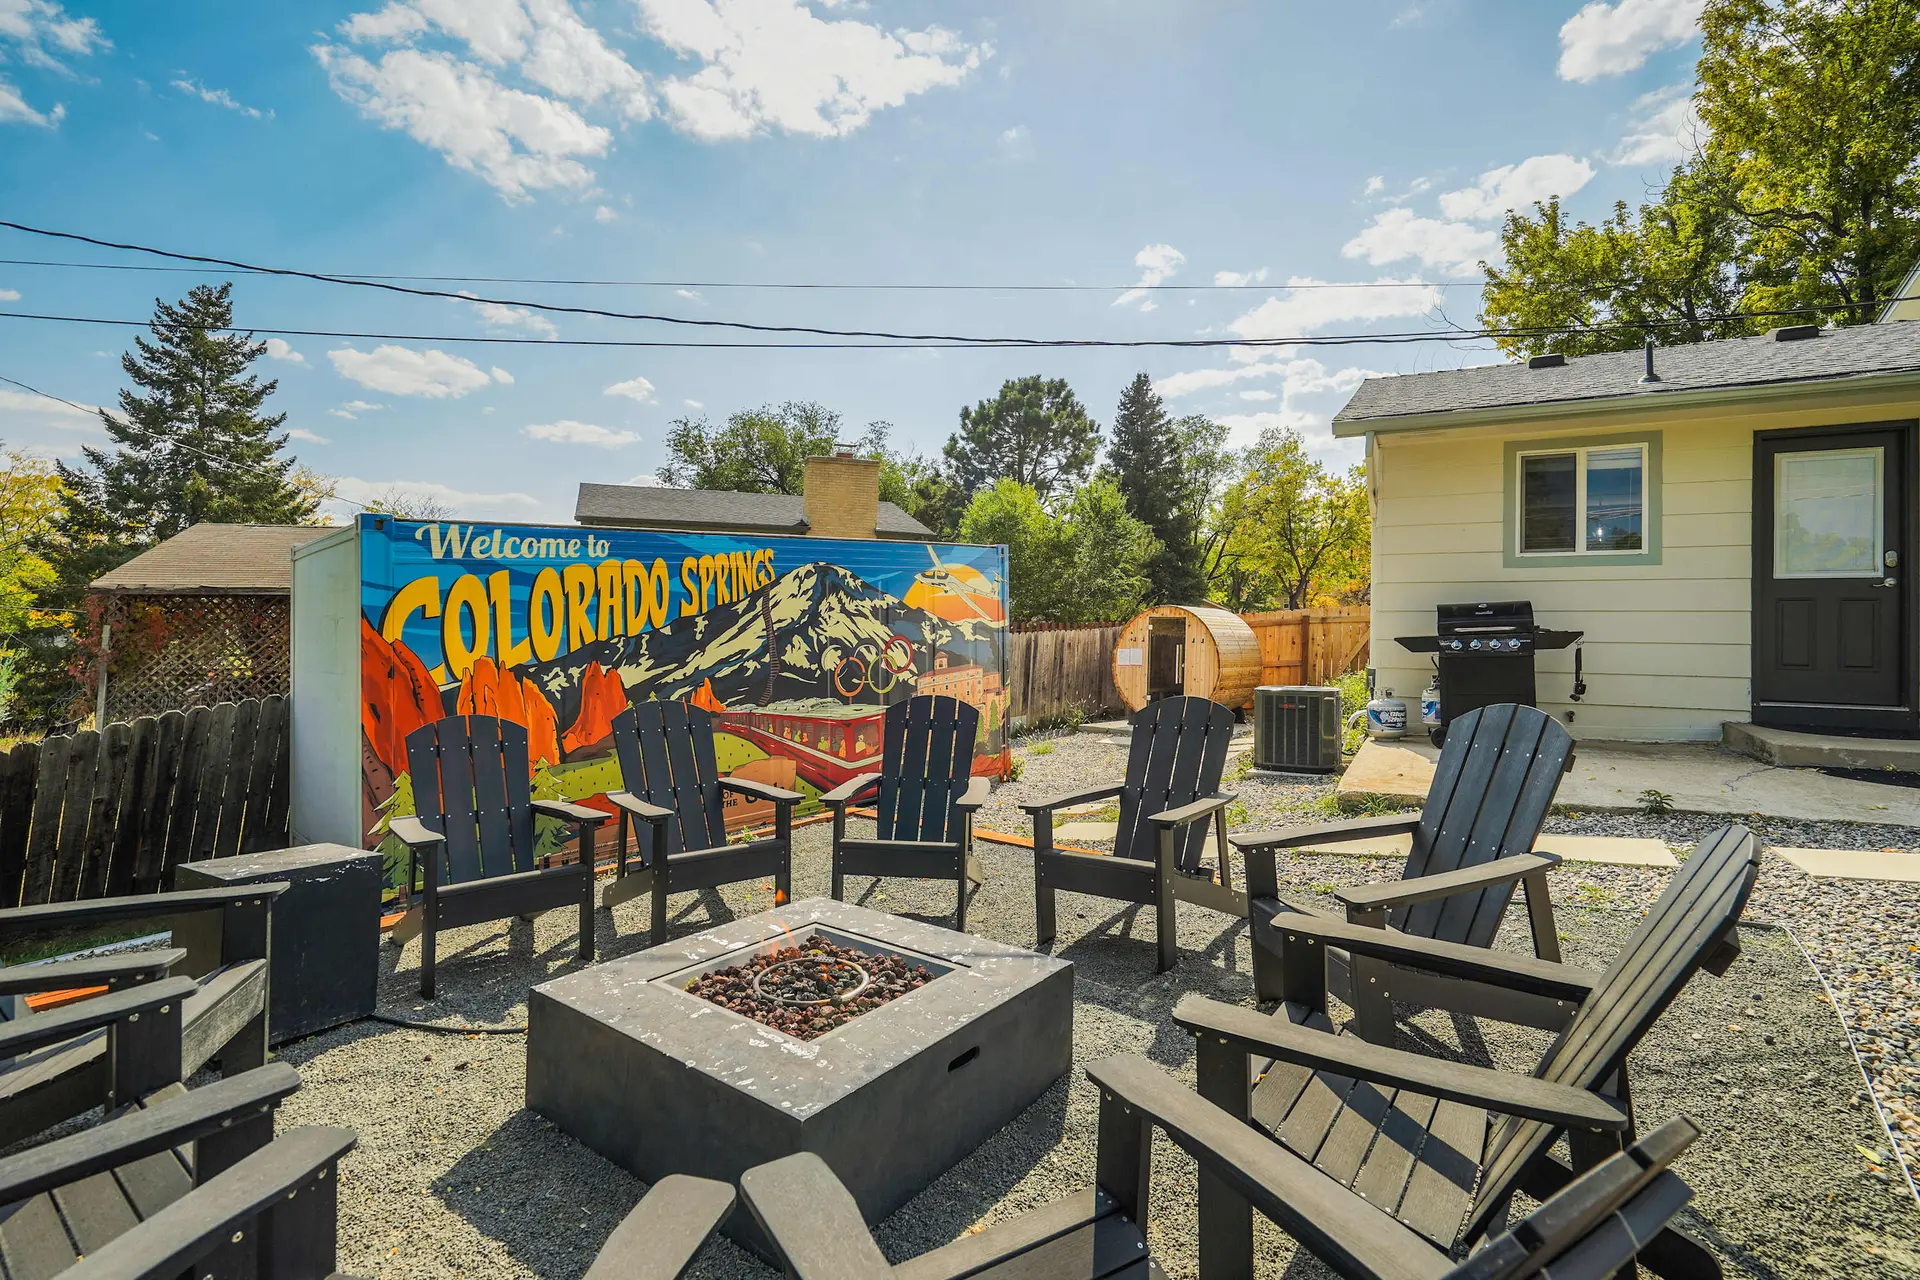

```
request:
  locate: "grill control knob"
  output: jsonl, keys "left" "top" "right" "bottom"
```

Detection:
{"left": 1469, "top": 639, "right": 1481, "bottom": 650}
{"left": 1450, "top": 638, "right": 1463, "bottom": 650}
{"left": 1507, "top": 638, "right": 1521, "bottom": 650}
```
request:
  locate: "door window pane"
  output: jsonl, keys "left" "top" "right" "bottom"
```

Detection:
{"left": 1774, "top": 448, "right": 1882, "bottom": 577}
{"left": 1521, "top": 453, "right": 1576, "bottom": 552}
{"left": 1585, "top": 447, "right": 1643, "bottom": 550}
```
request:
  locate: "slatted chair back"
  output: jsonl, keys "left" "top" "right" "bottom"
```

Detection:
{"left": 405, "top": 715, "right": 539, "bottom": 884}
{"left": 872, "top": 696, "right": 980, "bottom": 844}
{"left": 1394, "top": 703, "right": 1573, "bottom": 947}
{"left": 1465, "top": 826, "right": 1758, "bottom": 1242}
{"left": 1113, "top": 697, "right": 1237, "bottom": 873}
{"left": 610, "top": 701, "right": 729, "bottom": 856}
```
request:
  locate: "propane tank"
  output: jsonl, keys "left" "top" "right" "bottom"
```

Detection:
{"left": 1364, "top": 690, "right": 1407, "bottom": 739}
{"left": 1420, "top": 681, "right": 1442, "bottom": 729}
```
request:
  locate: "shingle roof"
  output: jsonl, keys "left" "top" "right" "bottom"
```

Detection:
{"left": 90, "top": 523, "right": 338, "bottom": 594}
{"left": 574, "top": 483, "right": 934, "bottom": 540}
{"left": 1333, "top": 321, "right": 1920, "bottom": 433}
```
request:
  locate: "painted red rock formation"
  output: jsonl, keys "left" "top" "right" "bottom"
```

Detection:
{"left": 361, "top": 617, "right": 442, "bottom": 779}
{"left": 561, "top": 661, "right": 627, "bottom": 757}
{"left": 690, "top": 678, "right": 727, "bottom": 713}
{"left": 456, "top": 656, "right": 561, "bottom": 770}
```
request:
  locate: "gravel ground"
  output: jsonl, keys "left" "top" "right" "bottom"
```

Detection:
{"left": 271, "top": 731, "right": 1920, "bottom": 1279}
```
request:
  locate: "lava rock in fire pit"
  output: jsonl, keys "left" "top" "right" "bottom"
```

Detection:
{"left": 683, "top": 942, "right": 932, "bottom": 1040}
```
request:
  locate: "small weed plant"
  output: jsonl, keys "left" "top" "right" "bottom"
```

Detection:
{"left": 1637, "top": 788, "right": 1676, "bottom": 817}
{"left": 1028, "top": 741, "right": 1055, "bottom": 755}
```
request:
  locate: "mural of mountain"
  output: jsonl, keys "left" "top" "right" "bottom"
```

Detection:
{"left": 524, "top": 562, "right": 1002, "bottom": 732}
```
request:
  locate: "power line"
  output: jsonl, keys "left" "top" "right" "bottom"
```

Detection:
{"left": 0, "top": 257, "right": 1486, "bottom": 292}
{"left": 0, "top": 371, "right": 371, "bottom": 512}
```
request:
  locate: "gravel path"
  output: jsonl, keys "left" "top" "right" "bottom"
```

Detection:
{"left": 271, "top": 732, "right": 1920, "bottom": 1279}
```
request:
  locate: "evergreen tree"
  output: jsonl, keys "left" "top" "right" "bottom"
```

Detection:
{"left": 61, "top": 283, "right": 316, "bottom": 541}
{"left": 943, "top": 376, "right": 1100, "bottom": 505}
{"left": 1106, "top": 373, "right": 1218, "bottom": 602}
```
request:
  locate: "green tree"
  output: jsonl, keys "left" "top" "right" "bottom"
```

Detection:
{"left": 1105, "top": 373, "right": 1217, "bottom": 601}
{"left": 1483, "top": 0, "right": 1920, "bottom": 356}
{"left": 1205, "top": 429, "right": 1368, "bottom": 611}
{"left": 658, "top": 400, "right": 848, "bottom": 493}
{"left": 956, "top": 477, "right": 1157, "bottom": 623}
{"left": 944, "top": 376, "right": 1100, "bottom": 505}
{"left": 0, "top": 451, "right": 63, "bottom": 637}
{"left": 957, "top": 479, "right": 1062, "bottom": 619}
{"left": 62, "top": 284, "right": 315, "bottom": 542}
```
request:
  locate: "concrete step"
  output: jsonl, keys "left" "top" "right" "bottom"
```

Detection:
{"left": 1723, "top": 721, "right": 1920, "bottom": 771}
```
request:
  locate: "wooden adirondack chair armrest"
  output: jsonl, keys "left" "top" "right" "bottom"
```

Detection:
{"left": 1085, "top": 1054, "right": 1448, "bottom": 1279}
{"left": 530, "top": 798, "right": 613, "bottom": 827}
{"left": 62, "top": 1125, "right": 358, "bottom": 1280}
{"left": 1171, "top": 997, "right": 1628, "bottom": 1130}
{"left": 585, "top": 1173, "right": 737, "bottom": 1280}
{"left": 1148, "top": 792, "right": 1236, "bottom": 828}
{"left": 720, "top": 777, "right": 803, "bottom": 806}
{"left": 606, "top": 791, "right": 676, "bottom": 824}
{"left": 0, "top": 947, "right": 186, "bottom": 997}
{"left": 388, "top": 816, "right": 446, "bottom": 848}
{"left": 1020, "top": 782, "right": 1124, "bottom": 816}
{"left": 954, "top": 775, "right": 991, "bottom": 812}
{"left": 0, "top": 1062, "right": 303, "bottom": 1205}
{"left": 740, "top": 1153, "right": 893, "bottom": 1280}
{"left": 0, "top": 884, "right": 290, "bottom": 942}
{"left": 0, "top": 974, "right": 198, "bottom": 1060}
{"left": 1334, "top": 852, "right": 1562, "bottom": 914}
{"left": 1262, "top": 907, "right": 1600, "bottom": 1001}
{"left": 821, "top": 774, "right": 881, "bottom": 809}
{"left": 1230, "top": 812, "right": 1422, "bottom": 852}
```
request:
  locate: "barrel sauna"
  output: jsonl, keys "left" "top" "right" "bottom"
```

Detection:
{"left": 1111, "top": 605, "right": 1261, "bottom": 714}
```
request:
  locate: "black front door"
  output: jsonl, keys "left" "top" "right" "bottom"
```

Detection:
{"left": 1753, "top": 423, "right": 1914, "bottom": 731}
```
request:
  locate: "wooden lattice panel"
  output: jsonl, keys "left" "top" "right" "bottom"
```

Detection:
{"left": 101, "top": 594, "right": 292, "bottom": 723}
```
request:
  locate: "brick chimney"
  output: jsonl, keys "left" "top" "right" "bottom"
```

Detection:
{"left": 802, "top": 448, "right": 880, "bottom": 539}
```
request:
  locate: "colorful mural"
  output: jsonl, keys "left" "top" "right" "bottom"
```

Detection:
{"left": 356, "top": 515, "right": 1011, "bottom": 892}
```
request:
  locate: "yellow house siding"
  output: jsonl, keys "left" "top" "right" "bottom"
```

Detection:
{"left": 1367, "top": 388, "right": 1920, "bottom": 741}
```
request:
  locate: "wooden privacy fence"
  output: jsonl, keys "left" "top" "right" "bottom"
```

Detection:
{"left": 0, "top": 695, "right": 291, "bottom": 908}
{"left": 1243, "top": 608, "right": 1371, "bottom": 689}
{"left": 1008, "top": 625, "right": 1124, "bottom": 723}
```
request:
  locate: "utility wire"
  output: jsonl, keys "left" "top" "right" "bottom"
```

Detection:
{"left": 0, "top": 257, "right": 1485, "bottom": 291}
{"left": 0, "top": 371, "right": 371, "bottom": 512}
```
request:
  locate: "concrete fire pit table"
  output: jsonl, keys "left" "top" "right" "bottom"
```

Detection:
{"left": 526, "top": 897, "right": 1073, "bottom": 1256}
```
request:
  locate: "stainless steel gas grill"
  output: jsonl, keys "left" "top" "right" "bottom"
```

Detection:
{"left": 1394, "top": 601, "right": 1582, "bottom": 744}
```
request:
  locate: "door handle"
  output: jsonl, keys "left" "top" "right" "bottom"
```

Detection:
{"left": 1874, "top": 577, "right": 1899, "bottom": 588}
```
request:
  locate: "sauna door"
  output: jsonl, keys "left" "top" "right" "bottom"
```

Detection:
{"left": 1148, "top": 618, "right": 1185, "bottom": 702}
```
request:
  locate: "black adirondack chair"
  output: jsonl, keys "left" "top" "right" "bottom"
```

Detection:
{"left": 1173, "top": 824, "right": 1758, "bottom": 1280}
{"left": 0, "top": 882, "right": 286, "bottom": 1149}
{"left": 1, "top": 1058, "right": 736, "bottom": 1280}
{"left": 822, "top": 696, "right": 989, "bottom": 929}
{"left": 602, "top": 701, "right": 798, "bottom": 943}
{"left": 1233, "top": 702, "right": 1575, "bottom": 1041}
{"left": 389, "top": 714, "right": 610, "bottom": 998}
{"left": 1023, "top": 696, "right": 1239, "bottom": 972}
{"left": 738, "top": 1064, "right": 1711, "bottom": 1280}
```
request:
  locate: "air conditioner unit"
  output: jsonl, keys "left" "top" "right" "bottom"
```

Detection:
{"left": 1252, "top": 685, "right": 1341, "bottom": 774}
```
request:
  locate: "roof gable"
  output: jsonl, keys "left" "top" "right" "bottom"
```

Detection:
{"left": 90, "top": 523, "right": 339, "bottom": 594}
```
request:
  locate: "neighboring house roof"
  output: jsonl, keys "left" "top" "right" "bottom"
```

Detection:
{"left": 90, "top": 523, "right": 338, "bottom": 594}
{"left": 1881, "top": 255, "right": 1920, "bottom": 323}
{"left": 1333, "top": 321, "right": 1920, "bottom": 435}
{"left": 575, "top": 483, "right": 934, "bottom": 540}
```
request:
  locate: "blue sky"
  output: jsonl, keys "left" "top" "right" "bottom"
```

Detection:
{"left": 0, "top": 0, "right": 1708, "bottom": 523}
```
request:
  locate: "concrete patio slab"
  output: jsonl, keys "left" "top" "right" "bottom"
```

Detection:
{"left": 1340, "top": 736, "right": 1920, "bottom": 827}
{"left": 1771, "top": 847, "right": 1920, "bottom": 882}
{"left": 1052, "top": 820, "right": 1119, "bottom": 841}
{"left": 1724, "top": 722, "right": 1920, "bottom": 771}
{"left": 1534, "top": 834, "right": 1679, "bottom": 868}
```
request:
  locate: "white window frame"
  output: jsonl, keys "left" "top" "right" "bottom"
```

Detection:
{"left": 1514, "top": 442, "right": 1649, "bottom": 557}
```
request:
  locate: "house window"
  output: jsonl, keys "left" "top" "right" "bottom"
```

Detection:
{"left": 1517, "top": 444, "right": 1646, "bottom": 555}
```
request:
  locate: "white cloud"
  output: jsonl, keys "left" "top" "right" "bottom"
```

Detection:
{"left": 287, "top": 427, "right": 331, "bottom": 443}
{"left": 1362, "top": 175, "right": 1384, "bottom": 196}
{"left": 0, "top": 388, "right": 97, "bottom": 420}
{"left": 344, "top": 399, "right": 385, "bottom": 412}
{"left": 0, "top": 1, "right": 106, "bottom": 70}
{"left": 684, "top": 398, "right": 703, "bottom": 409}
{"left": 1342, "top": 209, "right": 1499, "bottom": 275}
{"left": 490, "top": 366, "right": 513, "bottom": 383}
{"left": 1214, "top": 267, "right": 1269, "bottom": 287}
{"left": 1219, "top": 277, "right": 1443, "bottom": 346}
{"left": 636, "top": 0, "right": 985, "bottom": 141}
{"left": 172, "top": 77, "right": 270, "bottom": 119}
{"left": 1000, "top": 124, "right": 1026, "bottom": 144}
{"left": 604, "top": 375, "right": 656, "bottom": 403}
{"left": 523, "top": 419, "right": 639, "bottom": 447}
{"left": 1114, "top": 243, "right": 1184, "bottom": 311}
{"left": 0, "top": 82, "right": 61, "bottom": 127}
{"left": 1239, "top": 389, "right": 1276, "bottom": 402}
{"left": 264, "top": 337, "right": 306, "bottom": 364}
{"left": 463, "top": 292, "right": 558, "bottom": 337}
{"left": 593, "top": 203, "right": 616, "bottom": 222}
{"left": 329, "top": 344, "right": 498, "bottom": 397}
{"left": 0, "top": 287, "right": 17, "bottom": 301}
{"left": 622, "top": 472, "right": 667, "bottom": 487}
{"left": 1611, "top": 83, "right": 1701, "bottom": 165}
{"left": 314, "top": 43, "right": 613, "bottom": 198}
{"left": 1437, "top": 154, "right": 1595, "bottom": 221}
{"left": 327, "top": 409, "right": 357, "bottom": 419}
{"left": 331, "top": 475, "right": 540, "bottom": 516}
{"left": 674, "top": 288, "right": 700, "bottom": 301}
{"left": 1155, "top": 355, "right": 1374, "bottom": 410}
{"left": 1558, "top": 0, "right": 1703, "bottom": 83}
